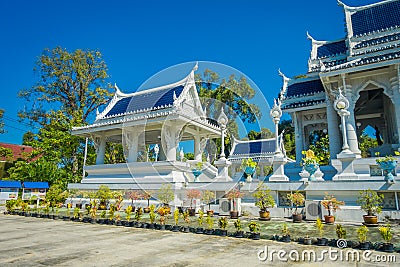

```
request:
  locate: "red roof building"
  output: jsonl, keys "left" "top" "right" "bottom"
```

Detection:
{"left": 0, "top": 143, "right": 35, "bottom": 161}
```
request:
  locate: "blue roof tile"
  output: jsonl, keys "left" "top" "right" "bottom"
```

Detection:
{"left": 354, "top": 32, "right": 400, "bottom": 49}
{"left": 0, "top": 180, "right": 22, "bottom": 188}
{"left": 105, "top": 85, "right": 184, "bottom": 118}
{"left": 317, "top": 40, "right": 347, "bottom": 58}
{"left": 285, "top": 79, "right": 325, "bottom": 98}
{"left": 282, "top": 99, "right": 326, "bottom": 110}
{"left": 351, "top": 1, "right": 400, "bottom": 36}
{"left": 231, "top": 140, "right": 275, "bottom": 155}
{"left": 23, "top": 182, "right": 49, "bottom": 189}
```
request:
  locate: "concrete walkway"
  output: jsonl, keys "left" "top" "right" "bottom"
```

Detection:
{"left": 0, "top": 215, "right": 396, "bottom": 267}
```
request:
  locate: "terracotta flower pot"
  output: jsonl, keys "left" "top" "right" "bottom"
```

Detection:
{"left": 363, "top": 215, "right": 378, "bottom": 225}
{"left": 324, "top": 215, "right": 335, "bottom": 224}
{"left": 206, "top": 210, "right": 214, "bottom": 216}
{"left": 143, "top": 207, "right": 150, "bottom": 213}
{"left": 230, "top": 210, "right": 239, "bottom": 219}
{"left": 188, "top": 208, "right": 196, "bottom": 216}
{"left": 259, "top": 211, "right": 271, "bottom": 221}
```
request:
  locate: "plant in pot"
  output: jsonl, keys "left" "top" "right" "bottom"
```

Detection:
{"left": 96, "top": 185, "right": 112, "bottom": 210}
{"left": 301, "top": 150, "right": 319, "bottom": 181}
{"left": 321, "top": 193, "right": 344, "bottom": 224}
{"left": 357, "top": 225, "right": 370, "bottom": 250}
{"left": 186, "top": 189, "right": 201, "bottom": 216}
{"left": 316, "top": 218, "right": 327, "bottom": 246}
{"left": 73, "top": 207, "right": 81, "bottom": 222}
{"left": 99, "top": 210, "right": 106, "bottom": 224}
{"left": 356, "top": 189, "right": 383, "bottom": 225}
{"left": 148, "top": 205, "right": 156, "bottom": 229}
{"left": 287, "top": 191, "right": 305, "bottom": 223}
{"left": 242, "top": 158, "right": 257, "bottom": 182}
{"left": 157, "top": 206, "right": 168, "bottom": 230}
{"left": 376, "top": 152, "right": 399, "bottom": 182}
{"left": 303, "top": 235, "right": 312, "bottom": 245}
{"left": 125, "top": 205, "right": 133, "bottom": 226}
{"left": 280, "top": 223, "right": 290, "bottom": 242}
{"left": 253, "top": 182, "right": 275, "bottom": 221}
{"left": 248, "top": 221, "right": 261, "bottom": 240}
{"left": 196, "top": 210, "right": 204, "bottom": 234}
{"left": 379, "top": 224, "right": 394, "bottom": 252}
{"left": 115, "top": 214, "right": 123, "bottom": 226}
{"left": 234, "top": 219, "right": 243, "bottom": 238}
{"left": 90, "top": 204, "right": 97, "bottom": 224}
{"left": 226, "top": 188, "right": 244, "bottom": 219}
{"left": 108, "top": 204, "right": 116, "bottom": 224}
{"left": 181, "top": 210, "right": 190, "bottom": 233}
{"left": 201, "top": 190, "right": 216, "bottom": 216}
{"left": 335, "top": 224, "right": 346, "bottom": 247}
{"left": 157, "top": 184, "right": 174, "bottom": 214}
{"left": 134, "top": 207, "right": 143, "bottom": 228}
{"left": 205, "top": 214, "right": 214, "bottom": 235}
{"left": 218, "top": 217, "right": 228, "bottom": 236}
{"left": 172, "top": 209, "right": 180, "bottom": 232}
{"left": 127, "top": 191, "right": 141, "bottom": 213}
{"left": 142, "top": 191, "right": 152, "bottom": 213}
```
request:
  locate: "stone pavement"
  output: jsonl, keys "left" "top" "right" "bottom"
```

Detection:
{"left": 0, "top": 215, "right": 396, "bottom": 267}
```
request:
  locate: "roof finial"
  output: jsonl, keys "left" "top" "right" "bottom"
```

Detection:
{"left": 173, "top": 90, "right": 177, "bottom": 101}
{"left": 193, "top": 61, "right": 198, "bottom": 72}
{"left": 319, "top": 59, "right": 326, "bottom": 71}
{"left": 306, "top": 31, "right": 315, "bottom": 42}
{"left": 278, "top": 68, "right": 290, "bottom": 99}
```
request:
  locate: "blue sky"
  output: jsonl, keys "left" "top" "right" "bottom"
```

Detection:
{"left": 0, "top": 0, "right": 381, "bottom": 145}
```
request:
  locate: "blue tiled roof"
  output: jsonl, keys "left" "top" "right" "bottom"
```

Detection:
{"left": 105, "top": 85, "right": 184, "bottom": 118}
{"left": 354, "top": 32, "right": 400, "bottom": 49}
{"left": 23, "top": 181, "right": 49, "bottom": 189}
{"left": 351, "top": 1, "right": 400, "bottom": 36}
{"left": 317, "top": 40, "right": 347, "bottom": 58}
{"left": 231, "top": 140, "right": 275, "bottom": 156}
{"left": 285, "top": 79, "right": 325, "bottom": 98}
{"left": 0, "top": 180, "right": 22, "bottom": 188}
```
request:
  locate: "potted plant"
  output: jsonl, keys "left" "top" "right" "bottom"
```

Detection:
{"left": 253, "top": 182, "right": 275, "bottom": 221}
{"left": 242, "top": 158, "right": 257, "bottom": 182}
{"left": 125, "top": 205, "right": 133, "bottom": 226}
{"left": 90, "top": 204, "right": 97, "bottom": 223}
{"left": 205, "top": 214, "right": 214, "bottom": 235}
{"left": 357, "top": 225, "right": 370, "bottom": 250}
{"left": 181, "top": 210, "right": 190, "bottom": 233}
{"left": 172, "top": 209, "right": 180, "bottom": 232}
{"left": 157, "top": 184, "right": 174, "bottom": 213}
{"left": 321, "top": 193, "right": 344, "bottom": 224}
{"left": 99, "top": 210, "right": 106, "bottom": 224}
{"left": 316, "top": 218, "right": 327, "bottom": 246}
{"left": 218, "top": 217, "right": 228, "bottom": 236}
{"left": 134, "top": 207, "right": 143, "bottom": 228}
{"left": 108, "top": 204, "right": 116, "bottom": 225}
{"left": 248, "top": 221, "right": 261, "bottom": 240}
{"left": 115, "top": 214, "right": 123, "bottom": 226}
{"left": 376, "top": 152, "right": 399, "bottom": 182}
{"left": 127, "top": 191, "right": 141, "bottom": 213}
{"left": 226, "top": 188, "right": 244, "bottom": 219}
{"left": 379, "top": 224, "right": 394, "bottom": 252}
{"left": 201, "top": 190, "right": 216, "bottom": 216}
{"left": 157, "top": 206, "right": 168, "bottom": 230}
{"left": 196, "top": 210, "right": 204, "bottom": 234}
{"left": 142, "top": 191, "right": 152, "bottom": 213}
{"left": 287, "top": 191, "right": 305, "bottom": 222}
{"left": 280, "top": 223, "right": 290, "bottom": 242}
{"left": 302, "top": 150, "right": 319, "bottom": 181}
{"left": 73, "top": 207, "right": 81, "bottom": 222}
{"left": 335, "top": 224, "right": 346, "bottom": 247}
{"left": 96, "top": 185, "right": 112, "bottom": 210}
{"left": 234, "top": 219, "right": 243, "bottom": 238}
{"left": 356, "top": 189, "right": 384, "bottom": 225}
{"left": 186, "top": 189, "right": 201, "bottom": 216}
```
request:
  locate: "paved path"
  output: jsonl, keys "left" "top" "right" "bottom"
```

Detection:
{"left": 0, "top": 215, "right": 396, "bottom": 266}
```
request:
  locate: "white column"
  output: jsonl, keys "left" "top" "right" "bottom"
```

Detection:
{"left": 293, "top": 112, "right": 304, "bottom": 164}
{"left": 96, "top": 136, "right": 106, "bottom": 165}
{"left": 127, "top": 131, "right": 139, "bottom": 162}
{"left": 326, "top": 96, "right": 341, "bottom": 159}
{"left": 346, "top": 101, "right": 361, "bottom": 157}
{"left": 194, "top": 135, "right": 202, "bottom": 161}
{"left": 392, "top": 67, "right": 400, "bottom": 144}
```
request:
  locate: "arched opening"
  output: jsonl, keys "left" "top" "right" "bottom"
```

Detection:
{"left": 355, "top": 87, "right": 397, "bottom": 156}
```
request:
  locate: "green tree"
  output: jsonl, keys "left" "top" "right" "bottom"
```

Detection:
{"left": 358, "top": 131, "right": 378, "bottom": 158}
{"left": 308, "top": 130, "right": 330, "bottom": 165}
{"left": 195, "top": 69, "right": 261, "bottom": 156}
{"left": 278, "top": 120, "right": 295, "bottom": 160}
{"left": 22, "top": 131, "right": 35, "bottom": 145}
{"left": 247, "top": 128, "right": 274, "bottom": 140}
{"left": 14, "top": 47, "right": 113, "bottom": 185}
{"left": 46, "top": 184, "right": 68, "bottom": 210}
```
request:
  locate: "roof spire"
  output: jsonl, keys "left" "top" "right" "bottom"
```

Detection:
{"left": 306, "top": 31, "right": 315, "bottom": 42}
{"left": 278, "top": 69, "right": 290, "bottom": 100}
{"left": 192, "top": 61, "right": 198, "bottom": 72}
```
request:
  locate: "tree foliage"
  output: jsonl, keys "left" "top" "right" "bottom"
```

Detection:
{"left": 278, "top": 120, "right": 295, "bottom": 160}
{"left": 0, "top": 109, "right": 5, "bottom": 134}
{"left": 308, "top": 130, "right": 330, "bottom": 165}
{"left": 358, "top": 131, "right": 378, "bottom": 158}
{"left": 247, "top": 128, "right": 274, "bottom": 140}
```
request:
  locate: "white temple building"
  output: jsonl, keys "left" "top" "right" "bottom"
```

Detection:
{"left": 69, "top": 0, "right": 400, "bottom": 222}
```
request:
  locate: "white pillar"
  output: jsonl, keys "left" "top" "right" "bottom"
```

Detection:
{"left": 194, "top": 135, "right": 202, "bottom": 161}
{"left": 326, "top": 96, "right": 341, "bottom": 160}
{"left": 96, "top": 136, "right": 106, "bottom": 165}
{"left": 127, "top": 131, "right": 139, "bottom": 162}
{"left": 392, "top": 67, "right": 400, "bottom": 144}
{"left": 293, "top": 112, "right": 304, "bottom": 164}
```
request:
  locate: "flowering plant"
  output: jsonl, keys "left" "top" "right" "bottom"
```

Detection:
{"left": 301, "top": 150, "right": 318, "bottom": 165}
{"left": 187, "top": 189, "right": 201, "bottom": 209}
{"left": 321, "top": 193, "right": 344, "bottom": 216}
{"left": 225, "top": 189, "right": 244, "bottom": 200}
{"left": 241, "top": 158, "right": 257, "bottom": 169}
{"left": 376, "top": 152, "right": 399, "bottom": 163}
